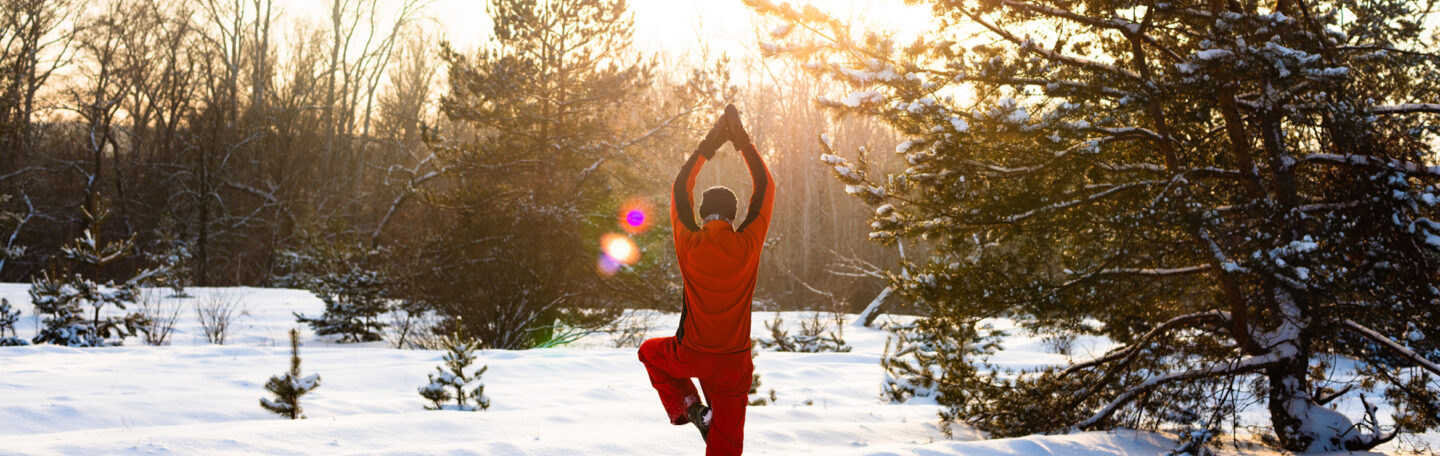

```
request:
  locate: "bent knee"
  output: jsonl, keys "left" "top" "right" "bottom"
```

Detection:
{"left": 637, "top": 337, "right": 670, "bottom": 363}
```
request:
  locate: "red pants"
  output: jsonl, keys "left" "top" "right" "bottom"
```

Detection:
{"left": 638, "top": 336, "right": 753, "bottom": 456}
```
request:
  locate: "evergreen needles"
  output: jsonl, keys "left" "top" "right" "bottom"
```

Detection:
{"left": 260, "top": 329, "right": 321, "bottom": 419}
{"left": 29, "top": 194, "right": 162, "bottom": 347}
{"left": 419, "top": 327, "right": 490, "bottom": 411}
{"left": 0, "top": 298, "right": 27, "bottom": 346}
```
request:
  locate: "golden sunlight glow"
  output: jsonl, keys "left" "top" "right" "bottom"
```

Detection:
{"left": 598, "top": 233, "right": 640, "bottom": 277}
{"left": 431, "top": 0, "right": 937, "bottom": 60}
{"left": 605, "top": 235, "right": 637, "bottom": 263}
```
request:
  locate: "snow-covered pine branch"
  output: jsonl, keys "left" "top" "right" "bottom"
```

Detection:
{"left": 750, "top": 0, "right": 1440, "bottom": 450}
{"left": 1074, "top": 347, "right": 1292, "bottom": 430}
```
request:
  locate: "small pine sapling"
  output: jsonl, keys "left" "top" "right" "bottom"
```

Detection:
{"left": 146, "top": 216, "right": 193, "bottom": 298}
{"left": 747, "top": 346, "right": 776, "bottom": 406}
{"left": 0, "top": 298, "right": 28, "bottom": 346}
{"left": 260, "top": 329, "right": 321, "bottom": 419}
{"left": 419, "top": 327, "right": 491, "bottom": 411}
{"left": 281, "top": 232, "right": 392, "bottom": 343}
{"left": 755, "top": 312, "right": 851, "bottom": 353}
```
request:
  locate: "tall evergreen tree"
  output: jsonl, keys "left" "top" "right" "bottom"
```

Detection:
{"left": 30, "top": 195, "right": 160, "bottom": 347}
{"left": 260, "top": 329, "right": 321, "bottom": 419}
{"left": 750, "top": 0, "right": 1440, "bottom": 451}
{"left": 419, "top": 0, "right": 665, "bottom": 349}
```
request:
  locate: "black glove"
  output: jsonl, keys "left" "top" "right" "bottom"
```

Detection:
{"left": 723, "top": 104, "right": 751, "bottom": 150}
{"left": 696, "top": 114, "right": 729, "bottom": 159}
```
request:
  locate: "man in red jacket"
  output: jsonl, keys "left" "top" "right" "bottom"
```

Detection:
{"left": 638, "top": 105, "right": 774, "bottom": 456}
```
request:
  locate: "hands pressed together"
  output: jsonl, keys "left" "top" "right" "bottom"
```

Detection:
{"left": 697, "top": 104, "right": 751, "bottom": 159}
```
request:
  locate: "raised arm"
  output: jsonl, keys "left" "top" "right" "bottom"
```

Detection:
{"left": 671, "top": 114, "right": 729, "bottom": 233}
{"left": 727, "top": 108, "right": 775, "bottom": 235}
{"left": 670, "top": 151, "right": 707, "bottom": 232}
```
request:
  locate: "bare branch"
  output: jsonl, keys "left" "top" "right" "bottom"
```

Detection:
{"left": 965, "top": 9, "right": 1141, "bottom": 80}
{"left": 999, "top": 0, "right": 1183, "bottom": 62}
{"left": 0, "top": 167, "right": 42, "bottom": 183}
{"left": 1000, "top": 180, "right": 1161, "bottom": 223}
{"left": 1062, "top": 310, "right": 1230, "bottom": 377}
{"left": 1315, "top": 384, "right": 1353, "bottom": 406}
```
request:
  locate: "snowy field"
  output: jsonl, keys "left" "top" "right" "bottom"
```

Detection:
{"left": 0, "top": 284, "right": 1427, "bottom": 455}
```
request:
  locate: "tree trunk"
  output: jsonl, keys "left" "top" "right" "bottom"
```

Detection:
{"left": 1264, "top": 290, "right": 1350, "bottom": 452}
{"left": 1266, "top": 345, "right": 1324, "bottom": 452}
{"left": 854, "top": 286, "right": 891, "bottom": 328}
{"left": 197, "top": 152, "right": 211, "bottom": 287}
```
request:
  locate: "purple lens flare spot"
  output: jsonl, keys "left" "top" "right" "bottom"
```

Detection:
{"left": 626, "top": 210, "right": 645, "bottom": 227}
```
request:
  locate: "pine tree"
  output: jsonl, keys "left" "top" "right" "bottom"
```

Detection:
{"left": 755, "top": 313, "right": 852, "bottom": 353}
{"left": 0, "top": 298, "right": 28, "bottom": 346}
{"left": 418, "top": 327, "right": 491, "bottom": 411}
{"left": 260, "top": 329, "right": 321, "bottom": 419}
{"left": 418, "top": 0, "right": 695, "bottom": 349}
{"left": 751, "top": 0, "right": 1440, "bottom": 451}
{"left": 281, "top": 230, "right": 392, "bottom": 343}
{"left": 146, "top": 216, "right": 193, "bottom": 298}
{"left": 30, "top": 195, "right": 161, "bottom": 347}
{"left": 747, "top": 348, "right": 776, "bottom": 406}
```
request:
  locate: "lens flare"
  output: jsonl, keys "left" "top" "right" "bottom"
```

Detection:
{"left": 597, "top": 233, "right": 640, "bottom": 277}
{"left": 618, "top": 198, "right": 654, "bottom": 234}
{"left": 597, "top": 255, "right": 622, "bottom": 277}
{"left": 604, "top": 235, "right": 637, "bottom": 263}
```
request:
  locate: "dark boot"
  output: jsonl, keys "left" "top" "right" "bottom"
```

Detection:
{"left": 686, "top": 402, "right": 710, "bottom": 441}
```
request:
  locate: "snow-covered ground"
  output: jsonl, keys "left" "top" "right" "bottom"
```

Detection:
{"left": 0, "top": 284, "right": 1422, "bottom": 455}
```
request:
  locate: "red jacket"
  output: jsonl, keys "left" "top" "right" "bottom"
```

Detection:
{"left": 670, "top": 142, "right": 775, "bottom": 354}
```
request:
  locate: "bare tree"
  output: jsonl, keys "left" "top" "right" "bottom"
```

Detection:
{"left": 194, "top": 288, "right": 244, "bottom": 344}
{"left": 0, "top": 0, "right": 80, "bottom": 166}
{"left": 137, "top": 288, "right": 183, "bottom": 345}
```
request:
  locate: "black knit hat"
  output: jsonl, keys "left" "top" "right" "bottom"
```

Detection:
{"left": 699, "top": 186, "right": 737, "bottom": 221}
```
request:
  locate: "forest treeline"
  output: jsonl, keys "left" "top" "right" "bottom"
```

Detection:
{"left": 0, "top": 0, "right": 908, "bottom": 346}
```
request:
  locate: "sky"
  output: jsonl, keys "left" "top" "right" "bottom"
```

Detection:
{"left": 424, "top": 0, "right": 937, "bottom": 60}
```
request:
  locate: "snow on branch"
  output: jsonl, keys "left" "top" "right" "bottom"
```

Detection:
{"left": 1342, "top": 319, "right": 1440, "bottom": 376}
{"left": 1000, "top": 180, "right": 1160, "bottom": 223}
{"left": 998, "top": 0, "right": 1182, "bottom": 62}
{"left": 952, "top": 75, "right": 1128, "bottom": 98}
{"left": 373, "top": 152, "right": 449, "bottom": 241}
{"left": 1370, "top": 104, "right": 1440, "bottom": 115}
{"left": 1062, "top": 310, "right": 1230, "bottom": 377}
{"left": 1092, "top": 265, "right": 1212, "bottom": 278}
{"left": 1196, "top": 227, "right": 1246, "bottom": 273}
{"left": 0, "top": 167, "right": 42, "bottom": 184}
{"left": 1297, "top": 200, "right": 1364, "bottom": 212}
{"left": 1095, "top": 127, "right": 1163, "bottom": 141}
{"left": 956, "top": 138, "right": 1129, "bottom": 177}
{"left": 1302, "top": 154, "right": 1440, "bottom": 179}
{"left": 1076, "top": 345, "right": 1290, "bottom": 430}
{"left": 1096, "top": 163, "right": 1247, "bottom": 180}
